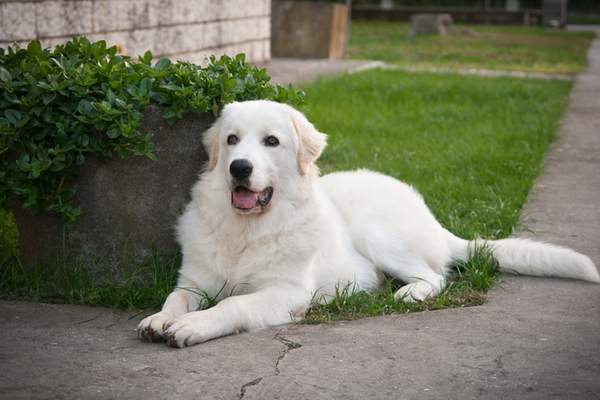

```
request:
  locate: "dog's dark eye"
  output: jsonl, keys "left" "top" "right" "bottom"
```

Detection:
{"left": 264, "top": 135, "right": 279, "bottom": 147}
{"left": 227, "top": 134, "right": 239, "bottom": 146}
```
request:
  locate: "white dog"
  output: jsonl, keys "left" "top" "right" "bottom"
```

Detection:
{"left": 137, "top": 100, "right": 600, "bottom": 348}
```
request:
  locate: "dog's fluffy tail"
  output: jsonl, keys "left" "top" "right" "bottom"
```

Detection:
{"left": 447, "top": 233, "right": 600, "bottom": 283}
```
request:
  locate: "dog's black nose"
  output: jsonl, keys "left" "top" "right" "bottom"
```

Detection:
{"left": 230, "top": 159, "right": 253, "bottom": 180}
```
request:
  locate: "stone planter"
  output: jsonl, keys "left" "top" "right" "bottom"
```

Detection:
{"left": 11, "top": 106, "right": 213, "bottom": 278}
{"left": 543, "top": 0, "right": 567, "bottom": 28}
{"left": 271, "top": 1, "right": 349, "bottom": 59}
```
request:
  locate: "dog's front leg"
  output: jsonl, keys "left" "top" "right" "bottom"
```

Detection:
{"left": 136, "top": 274, "right": 214, "bottom": 342}
{"left": 163, "top": 286, "right": 309, "bottom": 348}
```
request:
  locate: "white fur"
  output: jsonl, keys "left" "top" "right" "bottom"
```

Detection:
{"left": 137, "top": 100, "right": 600, "bottom": 347}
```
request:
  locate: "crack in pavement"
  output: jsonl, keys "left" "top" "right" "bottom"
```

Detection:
{"left": 238, "top": 377, "right": 263, "bottom": 399}
{"left": 75, "top": 311, "right": 104, "bottom": 325}
{"left": 235, "top": 331, "right": 303, "bottom": 399}
{"left": 274, "top": 332, "right": 302, "bottom": 376}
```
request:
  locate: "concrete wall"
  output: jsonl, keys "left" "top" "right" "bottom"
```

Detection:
{"left": 0, "top": 0, "right": 271, "bottom": 63}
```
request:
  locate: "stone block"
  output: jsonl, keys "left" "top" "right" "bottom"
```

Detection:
{"left": 128, "top": 28, "right": 160, "bottom": 56}
{"left": 158, "top": 0, "right": 219, "bottom": 25}
{"left": 36, "top": 1, "right": 93, "bottom": 37}
{"left": 156, "top": 22, "right": 222, "bottom": 57}
{"left": 220, "top": 41, "right": 255, "bottom": 60}
{"left": 241, "top": 40, "right": 270, "bottom": 62}
{"left": 219, "top": 0, "right": 246, "bottom": 20}
{"left": 91, "top": 29, "right": 159, "bottom": 57}
{"left": 256, "top": 15, "right": 270, "bottom": 39}
{"left": 179, "top": 49, "right": 212, "bottom": 65}
{"left": 0, "top": 2, "right": 36, "bottom": 41}
{"left": 41, "top": 36, "right": 74, "bottom": 50}
{"left": 221, "top": 18, "right": 258, "bottom": 45}
{"left": 262, "top": 38, "right": 271, "bottom": 61}
{"left": 410, "top": 14, "right": 453, "bottom": 36}
{"left": 239, "top": 41, "right": 255, "bottom": 62}
{"left": 260, "top": 0, "right": 272, "bottom": 16}
{"left": 202, "top": 21, "right": 221, "bottom": 49}
{"left": 86, "top": 32, "right": 127, "bottom": 53}
{"left": 543, "top": 0, "right": 567, "bottom": 28}
{"left": 12, "top": 106, "right": 213, "bottom": 279}
{"left": 240, "top": 0, "right": 270, "bottom": 18}
{"left": 220, "top": 0, "right": 269, "bottom": 20}
{"left": 271, "top": 1, "right": 348, "bottom": 59}
{"left": 90, "top": 22, "right": 219, "bottom": 59}
{"left": 251, "top": 40, "right": 265, "bottom": 62}
{"left": 93, "top": 0, "right": 160, "bottom": 32}
{"left": 157, "top": 24, "right": 201, "bottom": 56}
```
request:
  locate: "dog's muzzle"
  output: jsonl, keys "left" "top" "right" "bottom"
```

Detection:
{"left": 231, "top": 186, "right": 273, "bottom": 213}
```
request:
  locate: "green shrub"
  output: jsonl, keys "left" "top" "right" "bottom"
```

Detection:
{"left": 0, "top": 38, "right": 303, "bottom": 223}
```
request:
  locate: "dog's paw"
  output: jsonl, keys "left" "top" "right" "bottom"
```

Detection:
{"left": 136, "top": 311, "right": 174, "bottom": 342}
{"left": 163, "top": 311, "right": 218, "bottom": 348}
{"left": 394, "top": 282, "right": 435, "bottom": 303}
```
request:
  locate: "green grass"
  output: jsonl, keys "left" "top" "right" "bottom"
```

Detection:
{"left": 0, "top": 251, "right": 178, "bottom": 310}
{"left": 301, "top": 70, "right": 571, "bottom": 239}
{"left": 348, "top": 21, "right": 595, "bottom": 74}
{"left": 0, "top": 69, "right": 573, "bottom": 320}
{"left": 305, "top": 245, "right": 499, "bottom": 323}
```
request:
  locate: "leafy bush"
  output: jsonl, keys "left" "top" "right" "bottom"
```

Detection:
{"left": 0, "top": 38, "right": 303, "bottom": 222}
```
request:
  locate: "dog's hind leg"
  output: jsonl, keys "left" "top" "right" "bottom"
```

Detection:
{"left": 383, "top": 256, "right": 446, "bottom": 302}
{"left": 394, "top": 276, "right": 445, "bottom": 302}
{"left": 357, "top": 231, "right": 447, "bottom": 302}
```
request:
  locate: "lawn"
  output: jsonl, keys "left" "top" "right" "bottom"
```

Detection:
{"left": 1, "top": 69, "right": 573, "bottom": 320}
{"left": 348, "top": 21, "right": 595, "bottom": 74}
{"left": 299, "top": 69, "right": 571, "bottom": 321}
{"left": 301, "top": 69, "right": 570, "bottom": 239}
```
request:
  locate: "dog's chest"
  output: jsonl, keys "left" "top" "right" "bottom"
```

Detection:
{"left": 210, "top": 232, "right": 274, "bottom": 280}
{"left": 208, "top": 225, "right": 316, "bottom": 290}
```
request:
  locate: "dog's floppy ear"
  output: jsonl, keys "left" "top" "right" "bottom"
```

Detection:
{"left": 287, "top": 106, "right": 328, "bottom": 175}
{"left": 203, "top": 120, "right": 220, "bottom": 172}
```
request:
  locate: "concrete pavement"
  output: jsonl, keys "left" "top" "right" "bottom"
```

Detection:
{"left": 2, "top": 34, "right": 600, "bottom": 399}
{"left": 1, "top": 276, "right": 599, "bottom": 400}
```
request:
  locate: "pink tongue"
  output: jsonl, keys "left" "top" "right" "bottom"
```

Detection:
{"left": 232, "top": 189, "right": 258, "bottom": 209}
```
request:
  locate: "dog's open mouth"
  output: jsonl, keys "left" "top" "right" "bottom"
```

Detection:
{"left": 231, "top": 186, "right": 273, "bottom": 212}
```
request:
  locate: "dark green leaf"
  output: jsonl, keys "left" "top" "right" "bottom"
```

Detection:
{"left": 4, "top": 109, "right": 21, "bottom": 125}
{"left": 106, "top": 127, "right": 120, "bottom": 138}
{"left": 0, "top": 67, "right": 11, "bottom": 83}
{"left": 77, "top": 99, "right": 93, "bottom": 115}
{"left": 154, "top": 58, "right": 171, "bottom": 71}
{"left": 27, "top": 40, "right": 43, "bottom": 57}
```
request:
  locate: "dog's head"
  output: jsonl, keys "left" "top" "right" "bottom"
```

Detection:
{"left": 202, "top": 100, "right": 327, "bottom": 215}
